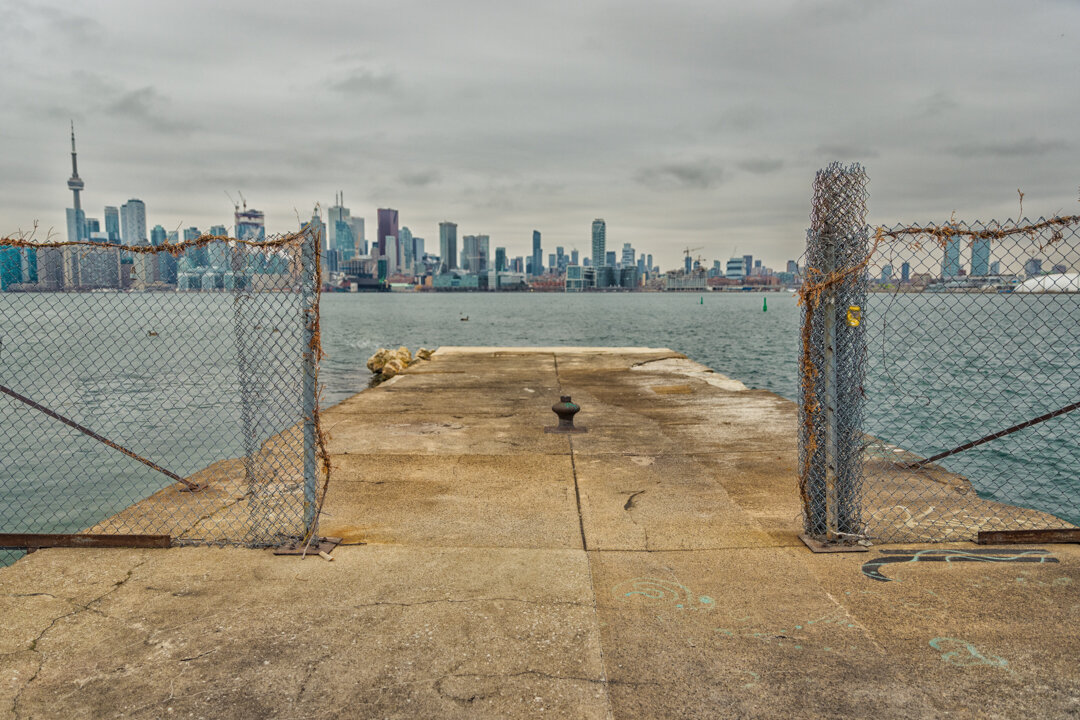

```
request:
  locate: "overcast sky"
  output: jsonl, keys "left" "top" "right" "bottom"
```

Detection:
{"left": 2, "top": 0, "right": 1077, "bottom": 269}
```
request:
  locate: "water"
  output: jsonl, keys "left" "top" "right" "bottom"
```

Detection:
{"left": 318, "top": 291, "right": 801, "bottom": 405}
{"left": 2, "top": 290, "right": 1077, "bottom": 567}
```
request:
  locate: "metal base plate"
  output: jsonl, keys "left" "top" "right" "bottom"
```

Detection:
{"left": 544, "top": 426, "right": 588, "bottom": 434}
{"left": 273, "top": 536, "right": 343, "bottom": 556}
{"left": 799, "top": 533, "right": 869, "bottom": 553}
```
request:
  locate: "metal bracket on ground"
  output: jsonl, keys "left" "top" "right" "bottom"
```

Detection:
{"left": 0, "top": 533, "right": 172, "bottom": 552}
{"left": 977, "top": 529, "right": 1080, "bottom": 545}
{"left": 272, "top": 536, "right": 344, "bottom": 557}
{"left": 799, "top": 533, "right": 870, "bottom": 553}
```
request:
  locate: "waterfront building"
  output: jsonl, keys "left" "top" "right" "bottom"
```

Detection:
{"left": 565, "top": 264, "right": 585, "bottom": 292}
{"left": 572, "top": 249, "right": 580, "bottom": 266}
{"left": 548, "top": 253, "right": 556, "bottom": 272}
{"left": 881, "top": 265, "right": 893, "bottom": 282}
{"left": 495, "top": 246, "right": 507, "bottom": 272}
{"left": 942, "top": 237, "right": 961, "bottom": 278}
{"left": 621, "top": 243, "right": 635, "bottom": 268}
{"left": 726, "top": 257, "right": 745, "bottom": 280}
{"left": 532, "top": 230, "right": 542, "bottom": 277}
{"left": 990, "top": 261, "right": 1000, "bottom": 275}
{"left": 787, "top": 260, "right": 799, "bottom": 274}
{"left": 606, "top": 251, "right": 616, "bottom": 268}
{"left": 104, "top": 206, "right": 120, "bottom": 243}
{"left": 327, "top": 193, "right": 351, "bottom": 256}
{"left": 462, "top": 235, "right": 479, "bottom": 273}
{"left": 207, "top": 225, "right": 229, "bottom": 269}
{"left": 1024, "top": 258, "right": 1043, "bottom": 277}
{"left": 86, "top": 218, "right": 100, "bottom": 234}
{"left": 151, "top": 225, "right": 167, "bottom": 247}
{"left": 80, "top": 231, "right": 121, "bottom": 289}
{"left": 684, "top": 256, "right": 692, "bottom": 273}
{"left": 639, "top": 254, "right": 647, "bottom": 276}
{"left": 591, "top": 220, "right": 606, "bottom": 268}
{"left": 901, "top": 262, "right": 910, "bottom": 283}
{"left": 971, "top": 238, "right": 991, "bottom": 276}
{"left": 0, "top": 246, "right": 24, "bottom": 290}
{"left": 412, "top": 237, "right": 425, "bottom": 273}
{"left": 647, "top": 254, "right": 653, "bottom": 272}
{"left": 377, "top": 208, "right": 399, "bottom": 269}
{"left": 439, "top": 222, "right": 458, "bottom": 273}
{"left": 620, "top": 266, "right": 639, "bottom": 289}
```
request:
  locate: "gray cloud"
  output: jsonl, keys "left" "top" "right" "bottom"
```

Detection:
{"left": 637, "top": 160, "right": 724, "bottom": 190}
{"left": 3, "top": 0, "right": 1080, "bottom": 271}
{"left": 398, "top": 170, "right": 441, "bottom": 187}
{"left": 105, "top": 87, "right": 196, "bottom": 134}
{"left": 945, "top": 138, "right": 1068, "bottom": 158}
{"left": 738, "top": 158, "right": 784, "bottom": 174}
{"left": 814, "top": 143, "right": 879, "bottom": 159}
{"left": 331, "top": 69, "right": 397, "bottom": 95}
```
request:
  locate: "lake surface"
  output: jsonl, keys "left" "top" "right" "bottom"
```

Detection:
{"left": 2, "top": 290, "right": 1077, "bottom": 565}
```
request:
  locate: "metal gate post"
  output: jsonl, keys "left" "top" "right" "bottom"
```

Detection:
{"left": 301, "top": 232, "right": 319, "bottom": 536}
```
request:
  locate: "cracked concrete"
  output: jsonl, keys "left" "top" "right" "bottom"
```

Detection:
{"left": 2, "top": 347, "right": 1080, "bottom": 718}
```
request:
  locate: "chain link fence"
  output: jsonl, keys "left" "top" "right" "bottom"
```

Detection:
{"left": 799, "top": 163, "right": 1080, "bottom": 542}
{"left": 1, "top": 231, "right": 328, "bottom": 565}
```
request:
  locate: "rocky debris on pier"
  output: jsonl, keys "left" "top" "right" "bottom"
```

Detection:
{"left": 366, "top": 346, "right": 432, "bottom": 381}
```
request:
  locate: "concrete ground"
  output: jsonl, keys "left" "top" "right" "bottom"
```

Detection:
{"left": 2, "top": 347, "right": 1078, "bottom": 719}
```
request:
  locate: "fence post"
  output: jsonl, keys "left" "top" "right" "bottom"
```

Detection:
{"left": 231, "top": 246, "right": 258, "bottom": 512}
{"left": 301, "top": 232, "right": 319, "bottom": 537}
{"left": 800, "top": 162, "right": 869, "bottom": 541}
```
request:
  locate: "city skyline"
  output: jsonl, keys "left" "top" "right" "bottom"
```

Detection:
{"left": 2, "top": 2, "right": 1077, "bottom": 271}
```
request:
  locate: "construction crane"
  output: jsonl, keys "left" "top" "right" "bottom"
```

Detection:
{"left": 683, "top": 246, "right": 703, "bottom": 259}
{"left": 224, "top": 191, "right": 239, "bottom": 213}
{"left": 237, "top": 191, "right": 247, "bottom": 210}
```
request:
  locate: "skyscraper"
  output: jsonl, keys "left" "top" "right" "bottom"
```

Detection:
{"left": 235, "top": 207, "right": 265, "bottom": 242}
{"left": 495, "top": 247, "right": 507, "bottom": 272}
{"left": 532, "top": 230, "right": 542, "bottom": 277}
{"left": 971, "top": 238, "right": 990, "bottom": 277}
{"left": 621, "top": 243, "right": 635, "bottom": 268}
{"left": 377, "top": 208, "right": 399, "bottom": 268}
{"left": 327, "top": 193, "right": 353, "bottom": 257}
{"left": 104, "top": 206, "right": 120, "bottom": 243}
{"left": 399, "top": 226, "right": 414, "bottom": 272}
{"left": 439, "top": 222, "right": 457, "bottom": 273}
{"left": 572, "top": 249, "right": 580, "bottom": 266}
{"left": 591, "top": 220, "right": 606, "bottom": 268}
{"left": 120, "top": 199, "right": 147, "bottom": 245}
{"left": 942, "top": 237, "right": 961, "bottom": 278}
{"left": 743, "top": 255, "right": 753, "bottom": 277}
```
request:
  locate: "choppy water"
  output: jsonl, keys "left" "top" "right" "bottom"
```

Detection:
{"left": 1, "top": 290, "right": 1077, "bottom": 566}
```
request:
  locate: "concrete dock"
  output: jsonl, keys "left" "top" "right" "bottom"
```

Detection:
{"left": 2, "top": 347, "right": 1079, "bottom": 719}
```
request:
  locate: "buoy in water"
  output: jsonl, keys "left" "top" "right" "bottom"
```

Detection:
{"left": 699, "top": 296, "right": 703, "bottom": 305}
{"left": 763, "top": 296, "right": 768, "bottom": 312}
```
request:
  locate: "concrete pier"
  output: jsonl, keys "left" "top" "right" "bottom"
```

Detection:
{"left": 2, "top": 348, "right": 1078, "bottom": 719}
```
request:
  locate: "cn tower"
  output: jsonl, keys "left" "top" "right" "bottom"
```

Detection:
{"left": 67, "top": 120, "right": 84, "bottom": 213}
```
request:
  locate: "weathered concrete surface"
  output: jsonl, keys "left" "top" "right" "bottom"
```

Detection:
{"left": 2, "top": 347, "right": 1079, "bottom": 719}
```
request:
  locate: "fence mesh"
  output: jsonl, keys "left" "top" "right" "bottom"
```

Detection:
{"left": 1, "top": 231, "right": 328, "bottom": 565}
{"left": 861, "top": 218, "right": 1080, "bottom": 541}
{"left": 799, "top": 166, "right": 1080, "bottom": 542}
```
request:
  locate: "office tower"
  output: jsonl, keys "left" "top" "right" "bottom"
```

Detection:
{"left": 572, "top": 249, "right": 580, "bottom": 265}
{"left": 942, "top": 237, "right": 961, "bottom": 278}
{"left": 235, "top": 207, "right": 265, "bottom": 242}
{"left": 495, "top": 247, "right": 507, "bottom": 272}
{"left": 743, "top": 255, "right": 753, "bottom": 276}
{"left": 526, "top": 257, "right": 533, "bottom": 275}
{"left": 439, "top": 222, "right": 457, "bottom": 273}
{"left": 787, "top": 260, "right": 798, "bottom": 274}
{"left": 531, "top": 230, "right": 542, "bottom": 276}
{"left": 1024, "top": 258, "right": 1043, "bottom": 277}
{"left": 606, "top": 251, "right": 616, "bottom": 267}
{"left": 151, "top": 225, "right": 166, "bottom": 246}
{"left": 0, "top": 246, "right": 24, "bottom": 290}
{"left": 685, "top": 256, "right": 692, "bottom": 273}
{"left": 621, "top": 243, "right": 634, "bottom": 268}
{"left": 477, "top": 235, "right": 489, "bottom": 272}
{"left": 462, "top": 235, "right": 478, "bottom": 272}
{"left": 86, "top": 218, "right": 100, "bottom": 234}
{"left": 399, "top": 227, "right": 413, "bottom": 272}
{"left": 881, "top": 265, "right": 893, "bottom": 282}
{"left": 548, "top": 253, "right": 556, "bottom": 271}
{"left": 104, "top": 206, "right": 120, "bottom": 243}
{"left": 350, "top": 217, "right": 365, "bottom": 256}
{"left": 377, "top": 208, "right": 399, "bottom": 265}
{"left": 591, "top": 220, "right": 606, "bottom": 268}
{"left": 646, "top": 253, "right": 652, "bottom": 271}
{"left": 901, "top": 262, "right": 910, "bottom": 283}
{"left": 207, "top": 225, "right": 229, "bottom": 269}
{"left": 990, "top": 261, "right": 1000, "bottom": 275}
{"left": 971, "top": 238, "right": 990, "bottom": 276}
{"left": 327, "top": 193, "right": 353, "bottom": 257}
{"left": 412, "top": 237, "right": 425, "bottom": 272}
{"left": 638, "top": 255, "right": 646, "bottom": 275}
{"left": 120, "top": 199, "right": 147, "bottom": 245}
